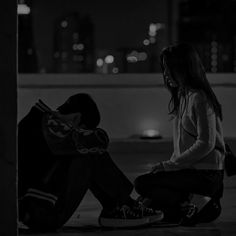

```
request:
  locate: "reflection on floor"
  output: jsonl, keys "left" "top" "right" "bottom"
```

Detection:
{"left": 19, "top": 139, "right": 236, "bottom": 236}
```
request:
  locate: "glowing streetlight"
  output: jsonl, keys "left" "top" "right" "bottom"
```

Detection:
{"left": 105, "top": 55, "right": 114, "bottom": 64}
{"left": 17, "top": 4, "right": 31, "bottom": 15}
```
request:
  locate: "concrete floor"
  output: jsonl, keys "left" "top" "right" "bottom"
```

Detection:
{"left": 19, "top": 139, "right": 236, "bottom": 236}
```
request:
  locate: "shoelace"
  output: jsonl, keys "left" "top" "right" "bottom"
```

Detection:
{"left": 134, "top": 202, "right": 156, "bottom": 217}
{"left": 120, "top": 205, "right": 140, "bottom": 218}
{"left": 184, "top": 204, "right": 197, "bottom": 218}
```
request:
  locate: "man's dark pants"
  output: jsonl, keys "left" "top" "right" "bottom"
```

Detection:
{"left": 19, "top": 152, "right": 133, "bottom": 231}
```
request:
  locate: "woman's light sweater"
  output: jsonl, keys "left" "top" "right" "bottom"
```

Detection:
{"left": 162, "top": 90, "right": 225, "bottom": 171}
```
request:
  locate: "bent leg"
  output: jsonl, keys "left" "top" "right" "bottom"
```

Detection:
{"left": 135, "top": 169, "right": 222, "bottom": 198}
{"left": 90, "top": 152, "right": 133, "bottom": 207}
{"left": 54, "top": 156, "right": 93, "bottom": 228}
{"left": 89, "top": 180, "right": 118, "bottom": 210}
{"left": 19, "top": 156, "right": 92, "bottom": 231}
{"left": 134, "top": 170, "right": 223, "bottom": 223}
{"left": 134, "top": 169, "right": 223, "bottom": 209}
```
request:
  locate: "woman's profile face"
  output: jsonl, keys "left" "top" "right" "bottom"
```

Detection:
{"left": 162, "top": 58, "right": 178, "bottom": 88}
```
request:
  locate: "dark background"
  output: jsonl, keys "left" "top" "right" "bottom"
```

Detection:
{"left": 18, "top": 0, "right": 236, "bottom": 73}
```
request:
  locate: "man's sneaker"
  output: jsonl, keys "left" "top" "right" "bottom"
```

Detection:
{"left": 180, "top": 204, "right": 198, "bottom": 226}
{"left": 98, "top": 204, "right": 164, "bottom": 228}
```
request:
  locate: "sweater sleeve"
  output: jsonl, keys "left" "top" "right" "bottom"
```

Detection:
{"left": 162, "top": 93, "right": 216, "bottom": 171}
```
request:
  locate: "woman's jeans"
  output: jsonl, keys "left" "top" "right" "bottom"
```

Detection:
{"left": 134, "top": 169, "right": 224, "bottom": 209}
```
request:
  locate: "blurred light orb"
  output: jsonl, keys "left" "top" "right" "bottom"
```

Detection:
{"left": 143, "top": 39, "right": 150, "bottom": 46}
{"left": 149, "top": 31, "right": 156, "bottom": 37}
{"left": 142, "top": 129, "right": 160, "bottom": 138}
{"left": 211, "top": 54, "right": 217, "bottom": 60}
{"left": 73, "top": 33, "right": 79, "bottom": 40}
{"left": 211, "top": 41, "right": 218, "bottom": 47}
{"left": 211, "top": 60, "right": 217, "bottom": 66}
{"left": 112, "top": 67, "right": 119, "bottom": 73}
{"left": 156, "top": 23, "right": 165, "bottom": 30}
{"left": 149, "top": 23, "right": 157, "bottom": 33}
{"left": 54, "top": 52, "right": 60, "bottom": 58}
{"left": 78, "top": 44, "right": 84, "bottom": 50}
{"left": 72, "top": 44, "right": 78, "bottom": 50}
{"left": 139, "top": 52, "right": 148, "bottom": 61}
{"left": 105, "top": 55, "right": 114, "bottom": 64}
{"left": 73, "top": 43, "right": 84, "bottom": 51}
{"left": 96, "top": 58, "right": 104, "bottom": 67}
{"left": 61, "top": 21, "right": 68, "bottom": 28}
{"left": 18, "top": 4, "right": 31, "bottom": 15}
{"left": 127, "top": 56, "right": 138, "bottom": 63}
{"left": 150, "top": 37, "right": 156, "bottom": 44}
{"left": 211, "top": 47, "right": 218, "bottom": 53}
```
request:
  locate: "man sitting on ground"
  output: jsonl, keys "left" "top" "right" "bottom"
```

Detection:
{"left": 18, "top": 93, "right": 163, "bottom": 231}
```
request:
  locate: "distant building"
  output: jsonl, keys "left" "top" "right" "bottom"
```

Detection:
{"left": 53, "top": 13, "right": 95, "bottom": 73}
{"left": 18, "top": 0, "right": 38, "bottom": 73}
{"left": 178, "top": 0, "right": 236, "bottom": 72}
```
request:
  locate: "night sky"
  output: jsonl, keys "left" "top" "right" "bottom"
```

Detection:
{"left": 31, "top": 0, "right": 169, "bottom": 71}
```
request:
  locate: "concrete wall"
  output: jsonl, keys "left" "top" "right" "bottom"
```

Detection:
{"left": 18, "top": 73, "right": 236, "bottom": 139}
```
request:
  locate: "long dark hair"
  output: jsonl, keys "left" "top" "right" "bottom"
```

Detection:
{"left": 160, "top": 43, "right": 223, "bottom": 120}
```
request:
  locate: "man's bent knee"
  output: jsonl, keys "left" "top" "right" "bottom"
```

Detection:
{"left": 134, "top": 175, "right": 148, "bottom": 196}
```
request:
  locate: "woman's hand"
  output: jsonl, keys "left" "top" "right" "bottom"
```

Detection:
{"left": 151, "top": 162, "right": 165, "bottom": 173}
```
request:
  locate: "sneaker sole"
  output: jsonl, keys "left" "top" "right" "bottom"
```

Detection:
{"left": 98, "top": 211, "right": 164, "bottom": 228}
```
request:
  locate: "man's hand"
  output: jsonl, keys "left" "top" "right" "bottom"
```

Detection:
{"left": 151, "top": 162, "right": 165, "bottom": 174}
